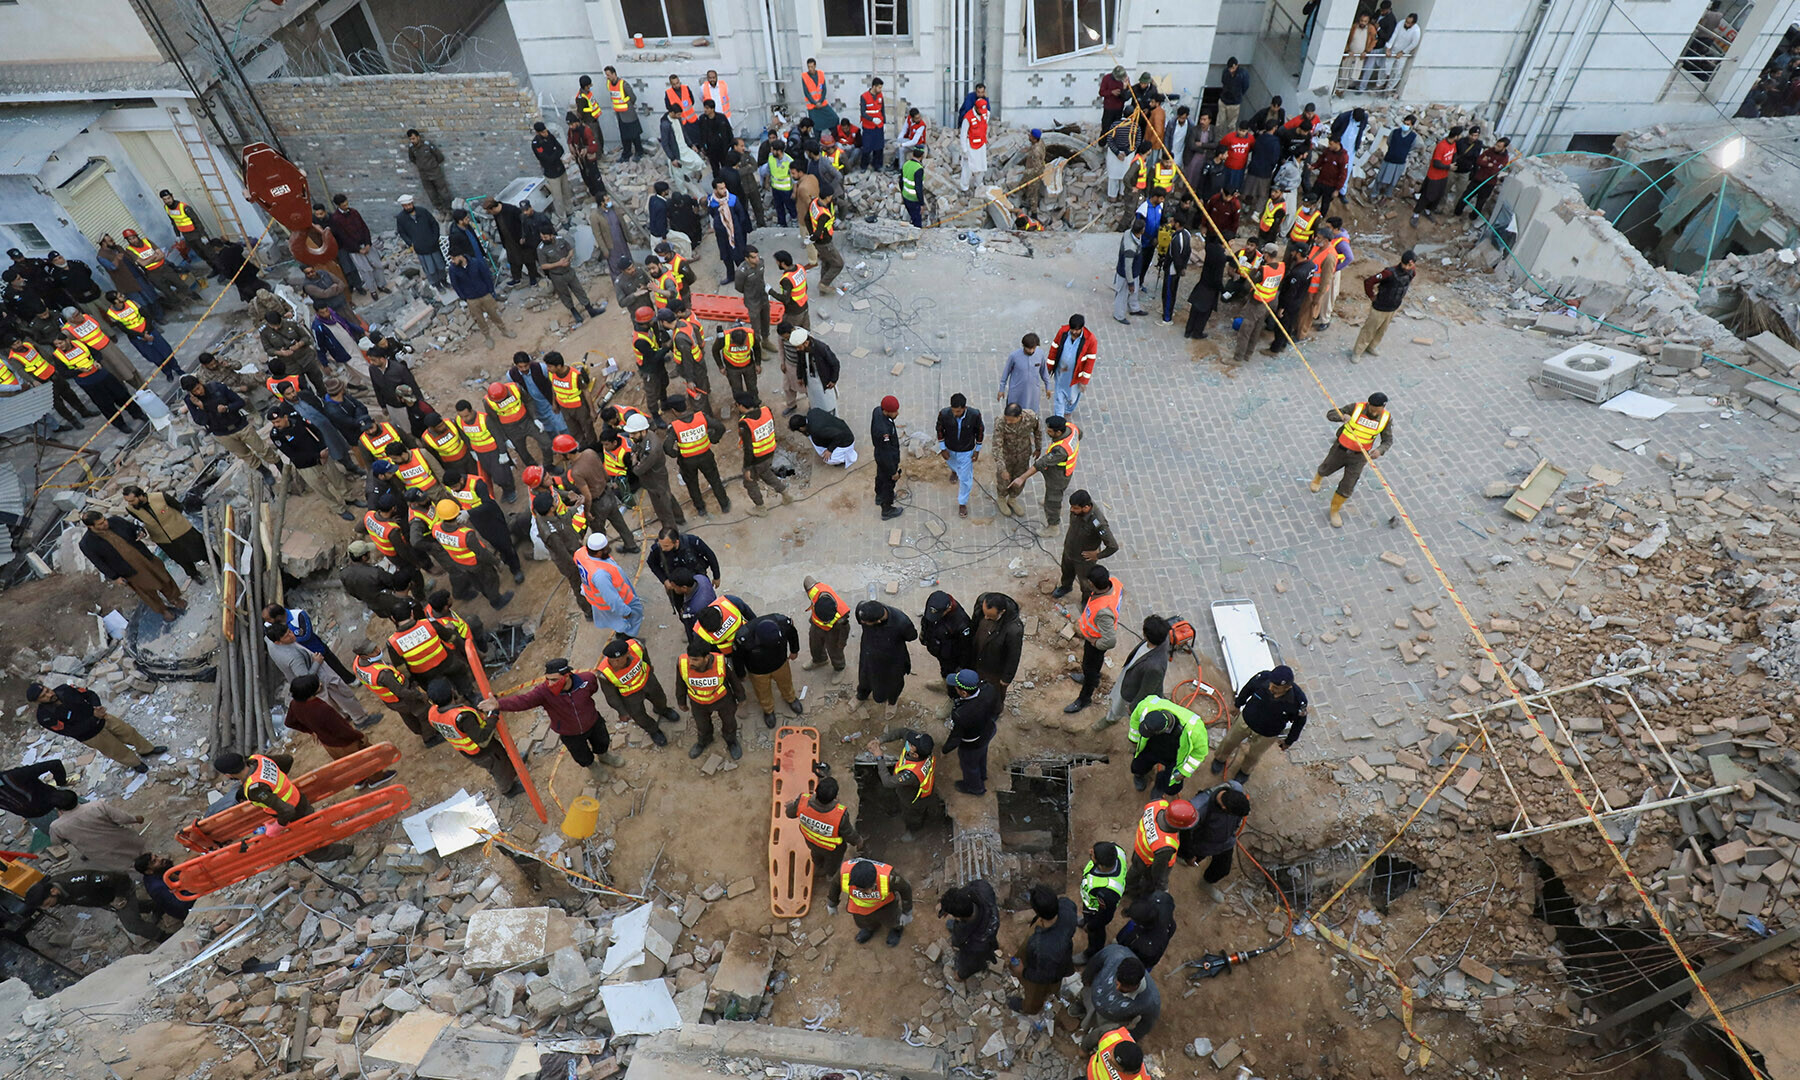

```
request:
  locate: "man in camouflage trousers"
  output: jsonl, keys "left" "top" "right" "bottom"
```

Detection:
{"left": 992, "top": 403, "right": 1041, "bottom": 518}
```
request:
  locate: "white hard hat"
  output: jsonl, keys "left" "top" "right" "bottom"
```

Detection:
{"left": 623, "top": 413, "right": 650, "bottom": 434}
{"left": 788, "top": 327, "right": 809, "bottom": 347}
{"left": 586, "top": 533, "right": 609, "bottom": 551}
{"left": 398, "top": 194, "right": 415, "bottom": 204}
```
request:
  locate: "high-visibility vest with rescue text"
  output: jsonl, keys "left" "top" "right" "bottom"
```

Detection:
{"left": 600, "top": 639, "right": 651, "bottom": 695}
{"left": 1133, "top": 799, "right": 1179, "bottom": 864}
{"left": 795, "top": 799, "right": 848, "bottom": 850}
{"left": 894, "top": 753, "right": 934, "bottom": 801}
{"left": 840, "top": 861, "right": 896, "bottom": 914}
{"left": 678, "top": 652, "right": 729, "bottom": 704}
{"left": 428, "top": 704, "right": 482, "bottom": 754}
{"left": 245, "top": 754, "right": 302, "bottom": 815}
{"left": 354, "top": 655, "right": 405, "bottom": 704}
{"left": 1336, "top": 402, "right": 1390, "bottom": 451}
{"left": 389, "top": 618, "right": 450, "bottom": 674}
{"left": 807, "top": 581, "right": 844, "bottom": 629}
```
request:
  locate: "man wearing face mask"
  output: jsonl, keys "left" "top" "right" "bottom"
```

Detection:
{"left": 1367, "top": 114, "right": 1417, "bottom": 202}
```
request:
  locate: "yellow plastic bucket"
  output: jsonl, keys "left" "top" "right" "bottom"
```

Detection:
{"left": 561, "top": 796, "right": 601, "bottom": 839}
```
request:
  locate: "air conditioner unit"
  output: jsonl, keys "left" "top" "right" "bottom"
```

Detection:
{"left": 1539, "top": 344, "right": 1644, "bottom": 404}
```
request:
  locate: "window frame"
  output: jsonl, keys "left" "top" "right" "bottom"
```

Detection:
{"left": 821, "top": 0, "right": 912, "bottom": 39}
{"left": 1025, "top": 0, "right": 1118, "bottom": 66}
{"left": 2, "top": 223, "right": 50, "bottom": 252}
{"left": 618, "top": 0, "right": 712, "bottom": 40}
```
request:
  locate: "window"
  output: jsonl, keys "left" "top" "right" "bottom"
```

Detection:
{"left": 824, "top": 0, "right": 910, "bottom": 37}
{"left": 1026, "top": 0, "right": 1117, "bottom": 63}
{"left": 3, "top": 223, "right": 49, "bottom": 251}
{"left": 620, "top": 0, "right": 710, "bottom": 39}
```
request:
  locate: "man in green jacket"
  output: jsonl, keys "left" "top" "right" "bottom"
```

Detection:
{"left": 1126, "top": 695, "right": 1209, "bottom": 796}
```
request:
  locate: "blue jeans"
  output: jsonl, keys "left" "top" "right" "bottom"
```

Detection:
{"left": 416, "top": 250, "right": 448, "bottom": 287}
{"left": 945, "top": 449, "right": 974, "bottom": 504}
{"left": 1224, "top": 168, "right": 1245, "bottom": 192}
{"left": 859, "top": 128, "right": 885, "bottom": 170}
{"left": 773, "top": 189, "right": 795, "bottom": 226}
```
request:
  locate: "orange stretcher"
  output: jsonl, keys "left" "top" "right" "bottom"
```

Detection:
{"left": 689, "top": 293, "right": 786, "bottom": 327}
{"left": 769, "top": 726, "right": 820, "bottom": 918}
{"left": 176, "top": 742, "right": 403, "bottom": 853}
{"left": 164, "top": 786, "right": 411, "bottom": 901}
{"left": 464, "top": 637, "right": 548, "bottom": 824}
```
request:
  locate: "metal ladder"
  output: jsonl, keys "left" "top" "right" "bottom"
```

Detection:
{"left": 168, "top": 105, "right": 248, "bottom": 240}
{"left": 869, "top": 0, "right": 901, "bottom": 103}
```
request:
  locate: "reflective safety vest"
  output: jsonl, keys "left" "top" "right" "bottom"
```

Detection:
{"left": 671, "top": 412, "right": 712, "bottom": 457}
{"left": 1151, "top": 162, "right": 1177, "bottom": 192}
{"left": 124, "top": 235, "right": 166, "bottom": 270}
{"left": 743, "top": 406, "right": 776, "bottom": 459}
{"left": 1249, "top": 262, "right": 1283, "bottom": 303}
{"left": 679, "top": 651, "right": 729, "bottom": 704}
{"left": 602, "top": 437, "right": 630, "bottom": 477}
{"left": 794, "top": 799, "right": 848, "bottom": 850}
{"left": 802, "top": 69, "right": 828, "bottom": 109}
{"left": 576, "top": 87, "right": 602, "bottom": 122}
{"left": 106, "top": 299, "right": 147, "bottom": 333}
{"left": 1132, "top": 799, "right": 1180, "bottom": 865}
{"left": 840, "top": 860, "right": 896, "bottom": 914}
{"left": 1080, "top": 844, "right": 1128, "bottom": 911}
{"left": 900, "top": 159, "right": 923, "bottom": 202}
{"left": 547, "top": 366, "right": 585, "bottom": 409}
{"left": 695, "top": 597, "right": 745, "bottom": 652}
{"left": 423, "top": 424, "right": 469, "bottom": 463}
{"left": 574, "top": 548, "right": 635, "bottom": 612}
{"left": 600, "top": 638, "right": 651, "bottom": 695}
{"left": 1336, "top": 402, "right": 1390, "bottom": 451}
{"left": 1127, "top": 695, "right": 1211, "bottom": 781}
{"left": 360, "top": 421, "right": 403, "bottom": 459}
{"left": 767, "top": 155, "right": 793, "bottom": 192}
{"left": 9, "top": 341, "right": 52, "bottom": 380}
{"left": 665, "top": 84, "right": 697, "bottom": 124}
{"left": 861, "top": 90, "right": 884, "bottom": 128}
{"left": 353, "top": 654, "right": 404, "bottom": 704}
{"left": 1259, "top": 194, "right": 1289, "bottom": 231}
{"left": 53, "top": 342, "right": 99, "bottom": 376}
{"left": 807, "top": 581, "right": 844, "bottom": 629}
{"left": 427, "top": 602, "right": 471, "bottom": 641}
{"left": 966, "top": 110, "right": 988, "bottom": 149}
{"left": 609, "top": 78, "right": 631, "bottom": 112}
{"left": 428, "top": 703, "right": 482, "bottom": 755}
{"left": 1130, "top": 156, "right": 1149, "bottom": 189}
{"left": 165, "top": 200, "right": 196, "bottom": 233}
{"left": 458, "top": 411, "right": 497, "bottom": 452}
{"left": 63, "top": 312, "right": 111, "bottom": 351}
{"left": 720, "top": 325, "right": 755, "bottom": 367}
{"left": 701, "top": 79, "right": 730, "bottom": 116}
{"left": 1077, "top": 578, "right": 1123, "bottom": 642}
{"left": 651, "top": 269, "right": 676, "bottom": 310}
{"left": 394, "top": 449, "right": 436, "bottom": 491}
{"left": 433, "top": 522, "right": 480, "bottom": 565}
{"left": 633, "top": 328, "right": 663, "bottom": 365}
{"left": 409, "top": 504, "right": 441, "bottom": 539}
{"left": 0, "top": 360, "right": 17, "bottom": 389}
{"left": 449, "top": 475, "right": 486, "bottom": 513}
{"left": 490, "top": 383, "right": 528, "bottom": 423}
{"left": 363, "top": 511, "right": 401, "bottom": 556}
{"left": 266, "top": 374, "right": 300, "bottom": 399}
{"left": 675, "top": 316, "right": 704, "bottom": 365}
{"left": 782, "top": 268, "right": 808, "bottom": 308}
{"left": 1306, "top": 243, "right": 1334, "bottom": 293}
{"left": 807, "top": 201, "right": 835, "bottom": 241}
{"left": 245, "top": 754, "right": 301, "bottom": 814}
{"left": 1288, "top": 207, "right": 1321, "bottom": 244}
{"left": 1087, "top": 1028, "right": 1147, "bottom": 1080}
{"left": 389, "top": 618, "right": 451, "bottom": 673}
{"left": 1049, "top": 423, "right": 1080, "bottom": 475}
{"left": 894, "top": 753, "right": 935, "bottom": 801}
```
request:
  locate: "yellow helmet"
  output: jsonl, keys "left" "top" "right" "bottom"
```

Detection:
{"left": 435, "top": 499, "right": 461, "bottom": 521}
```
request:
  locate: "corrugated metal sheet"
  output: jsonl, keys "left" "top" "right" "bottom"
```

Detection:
{"left": 0, "top": 103, "right": 113, "bottom": 176}
{"left": 0, "top": 463, "right": 21, "bottom": 562}
{"left": 0, "top": 383, "right": 54, "bottom": 435}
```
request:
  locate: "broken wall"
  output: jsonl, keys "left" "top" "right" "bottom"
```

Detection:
{"left": 257, "top": 72, "right": 541, "bottom": 211}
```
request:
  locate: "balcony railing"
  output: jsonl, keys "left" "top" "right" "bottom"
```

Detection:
{"left": 1331, "top": 49, "right": 1415, "bottom": 98}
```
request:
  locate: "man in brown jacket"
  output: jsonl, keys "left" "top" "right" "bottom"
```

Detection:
{"left": 121, "top": 485, "right": 210, "bottom": 582}
{"left": 557, "top": 439, "right": 639, "bottom": 551}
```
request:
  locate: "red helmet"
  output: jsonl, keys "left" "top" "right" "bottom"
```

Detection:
{"left": 1163, "top": 800, "right": 1199, "bottom": 830}
{"left": 633, "top": 306, "right": 655, "bottom": 323}
{"left": 552, "top": 434, "right": 578, "bottom": 454}
{"left": 522, "top": 465, "right": 544, "bottom": 488}
{"left": 486, "top": 382, "right": 509, "bottom": 402}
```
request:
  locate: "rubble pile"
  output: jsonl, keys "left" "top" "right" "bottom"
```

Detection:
{"left": 1701, "top": 244, "right": 1800, "bottom": 349}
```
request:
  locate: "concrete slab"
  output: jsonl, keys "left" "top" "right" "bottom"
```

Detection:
{"left": 645, "top": 1023, "right": 947, "bottom": 1076}
{"left": 363, "top": 1008, "right": 454, "bottom": 1068}
{"left": 597, "top": 980, "right": 682, "bottom": 1036}
{"left": 415, "top": 1027, "right": 526, "bottom": 1080}
{"left": 707, "top": 930, "right": 773, "bottom": 1015}
{"left": 463, "top": 907, "right": 577, "bottom": 974}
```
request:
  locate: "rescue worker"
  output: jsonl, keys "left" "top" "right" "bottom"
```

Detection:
{"left": 484, "top": 657, "right": 625, "bottom": 777}
{"left": 783, "top": 773, "right": 863, "bottom": 887}
{"left": 530, "top": 485, "right": 591, "bottom": 618}
{"left": 1005, "top": 415, "right": 1078, "bottom": 527}
{"left": 1075, "top": 840, "right": 1128, "bottom": 963}
{"left": 770, "top": 249, "right": 810, "bottom": 331}
{"left": 350, "top": 637, "right": 437, "bottom": 745}
{"left": 543, "top": 350, "right": 598, "bottom": 446}
{"left": 9, "top": 334, "right": 95, "bottom": 432}
{"left": 362, "top": 497, "right": 434, "bottom": 600}
{"left": 385, "top": 439, "right": 446, "bottom": 503}
{"left": 865, "top": 729, "right": 943, "bottom": 842}
{"left": 483, "top": 380, "right": 547, "bottom": 468}
{"left": 161, "top": 189, "right": 208, "bottom": 246}
{"left": 119, "top": 228, "right": 195, "bottom": 308}
{"left": 452, "top": 399, "right": 517, "bottom": 502}
{"left": 441, "top": 466, "right": 524, "bottom": 583}
{"left": 693, "top": 593, "right": 755, "bottom": 659}
{"left": 602, "top": 66, "right": 647, "bottom": 161}
{"left": 53, "top": 333, "right": 143, "bottom": 432}
{"left": 1065, "top": 566, "right": 1123, "bottom": 714}
{"left": 827, "top": 856, "right": 914, "bottom": 946}
{"left": 1309, "top": 392, "right": 1393, "bottom": 528}
{"left": 801, "top": 576, "right": 850, "bottom": 676}
{"left": 420, "top": 410, "right": 473, "bottom": 474}
{"left": 574, "top": 532, "right": 643, "bottom": 634}
{"left": 597, "top": 632, "right": 678, "bottom": 746}
{"left": 102, "top": 291, "right": 178, "bottom": 380}
{"left": 1124, "top": 797, "right": 1197, "bottom": 900}
{"left": 385, "top": 599, "right": 482, "bottom": 706}
{"left": 626, "top": 410, "right": 687, "bottom": 530}
{"left": 211, "top": 751, "right": 311, "bottom": 825}
{"left": 431, "top": 499, "right": 514, "bottom": 609}
{"left": 425, "top": 678, "right": 524, "bottom": 798}
{"left": 1126, "top": 696, "right": 1210, "bottom": 796}
{"left": 676, "top": 637, "right": 745, "bottom": 761}
{"left": 1085, "top": 1028, "right": 1150, "bottom": 1080}
{"left": 668, "top": 300, "right": 711, "bottom": 401}
{"left": 661, "top": 394, "right": 732, "bottom": 516}
{"left": 713, "top": 320, "right": 761, "bottom": 406}
{"left": 1231, "top": 242, "right": 1283, "bottom": 365}
{"left": 806, "top": 191, "right": 844, "bottom": 290}
{"left": 734, "top": 392, "right": 792, "bottom": 514}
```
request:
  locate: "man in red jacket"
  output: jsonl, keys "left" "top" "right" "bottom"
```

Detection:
{"left": 481, "top": 657, "right": 626, "bottom": 776}
{"left": 1046, "top": 315, "right": 1098, "bottom": 418}
{"left": 1411, "top": 126, "right": 1460, "bottom": 224}
{"left": 1308, "top": 135, "right": 1349, "bottom": 217}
